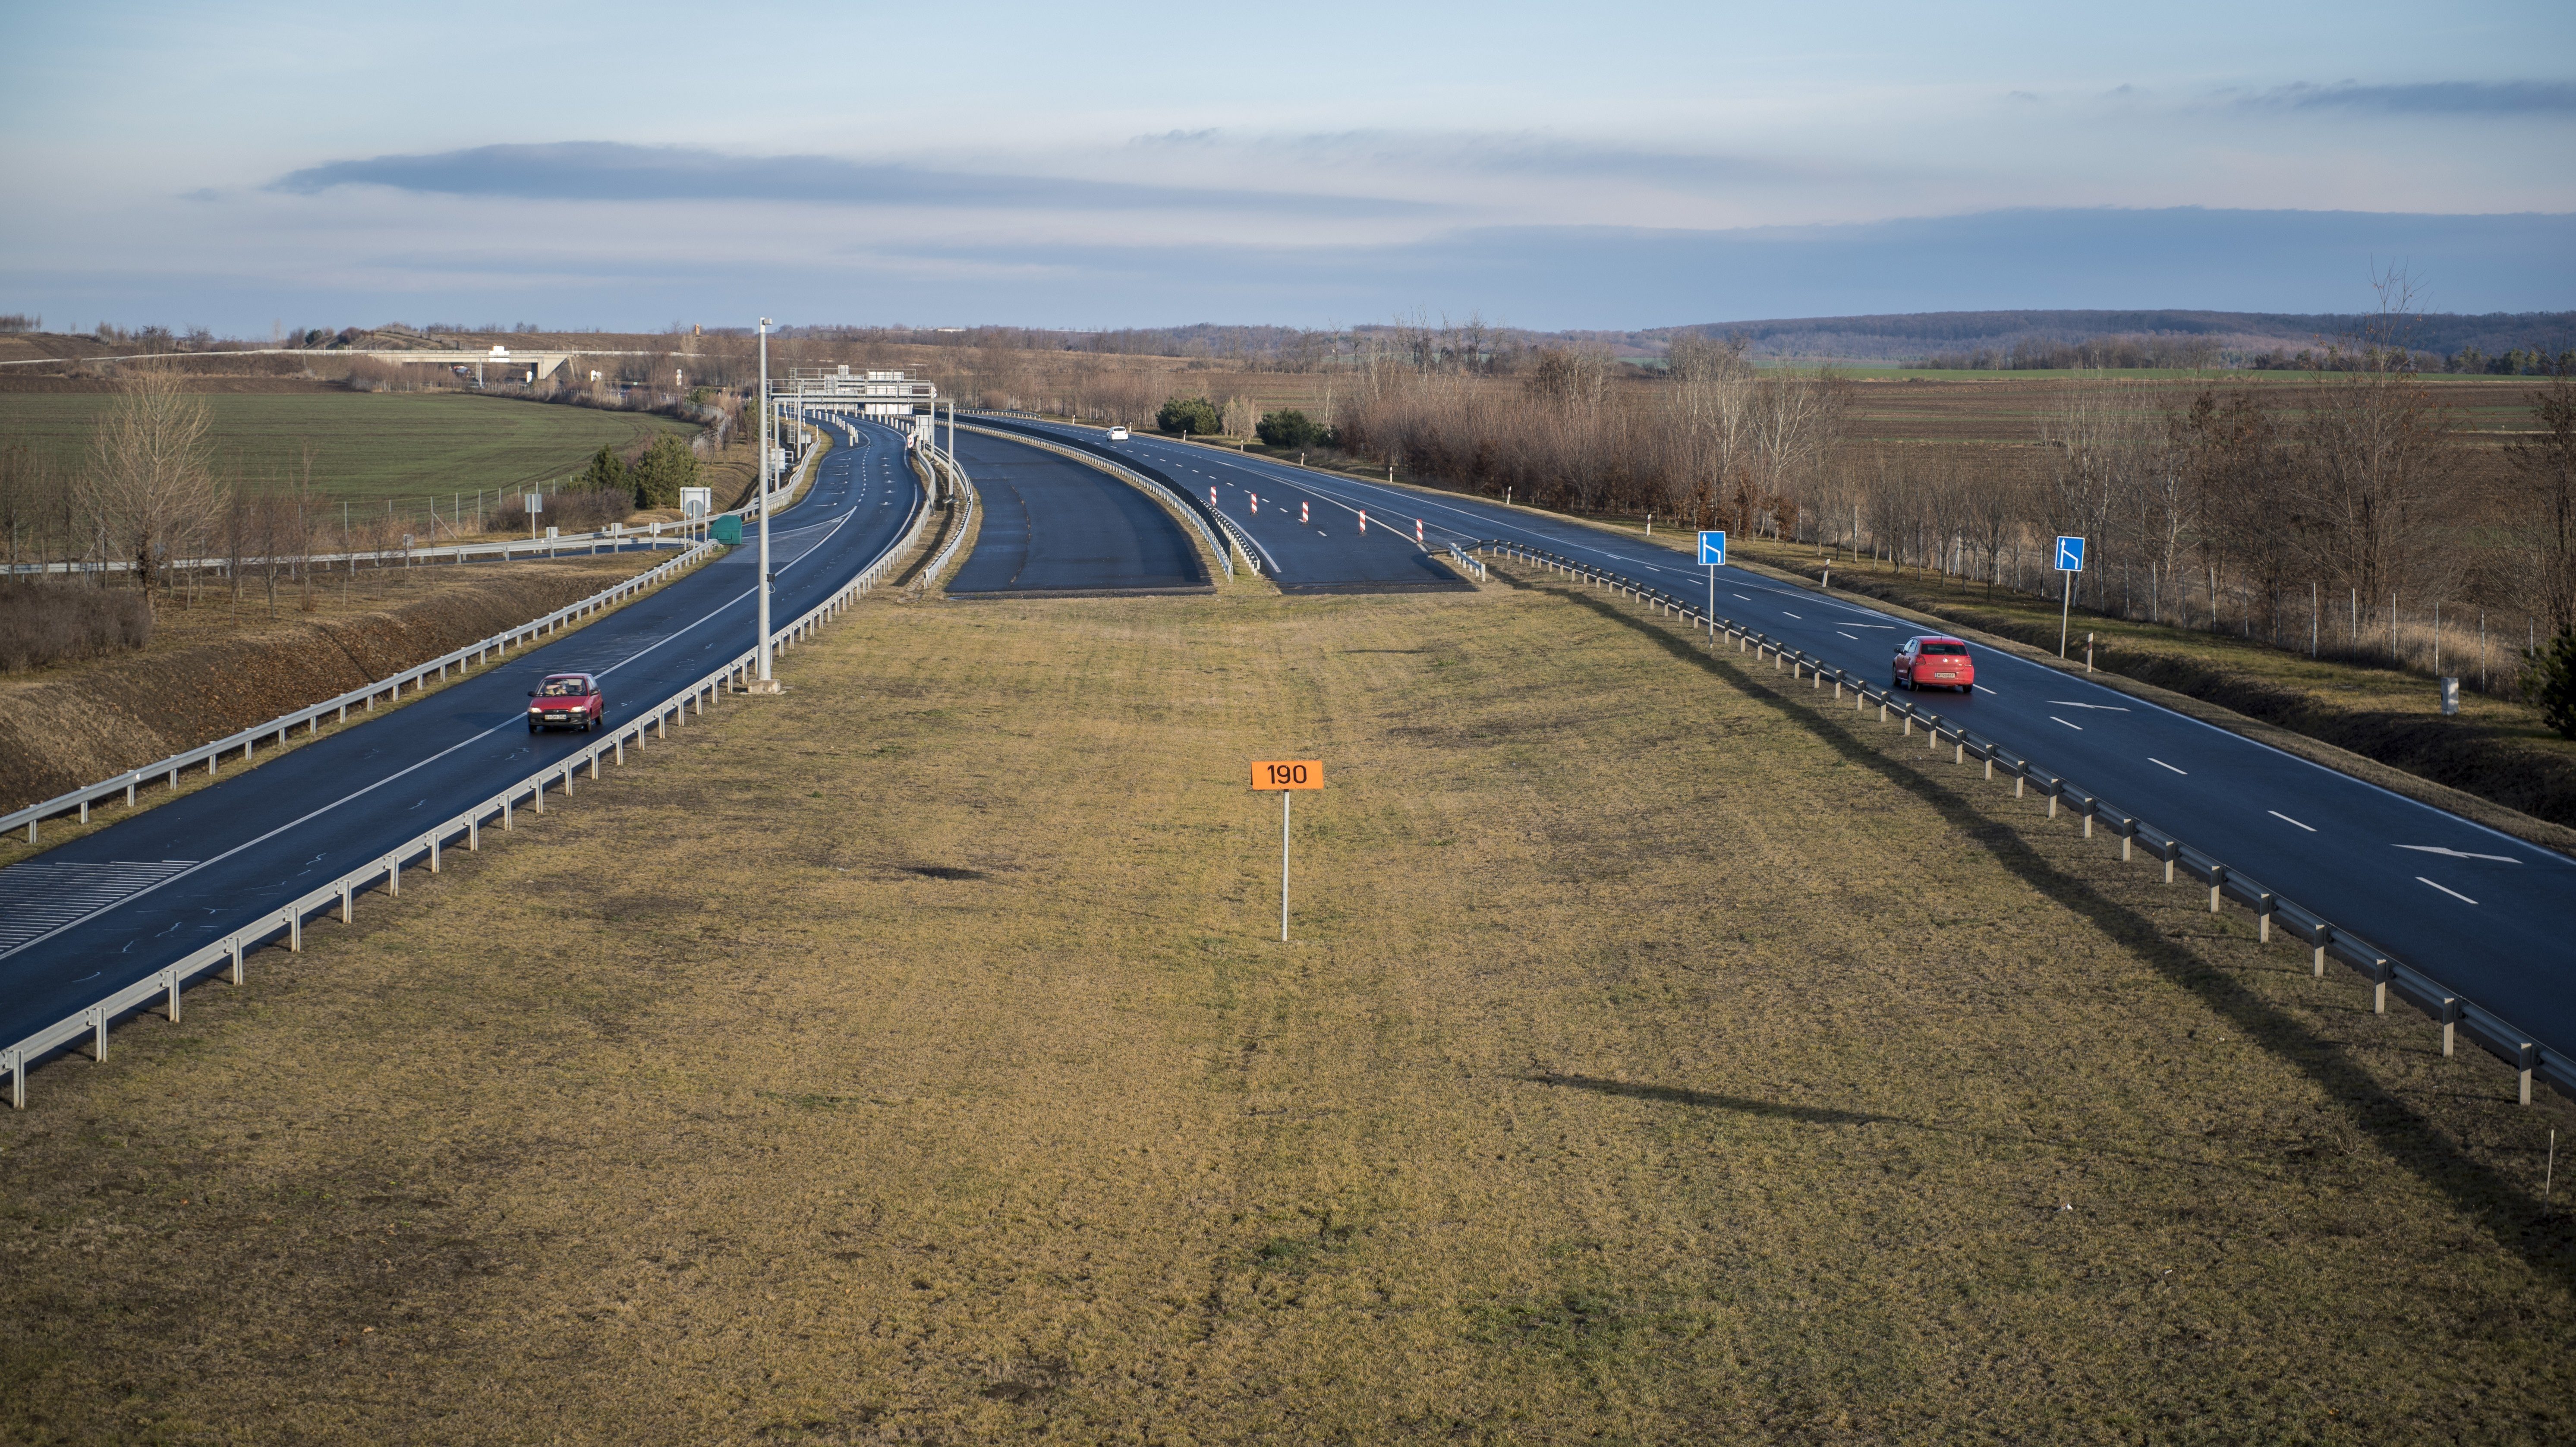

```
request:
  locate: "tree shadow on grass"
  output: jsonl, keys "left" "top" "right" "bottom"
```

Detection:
{"left": 1502, "top": 570, "right": 2576, "bottom": 1282}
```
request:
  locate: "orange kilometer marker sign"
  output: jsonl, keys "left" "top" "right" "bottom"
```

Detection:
{"left": 1250, "top": 760, "right": 1323, "bottom": 940}
{"left": 1250, "top": 760, "right": 1323, "bottom": 790}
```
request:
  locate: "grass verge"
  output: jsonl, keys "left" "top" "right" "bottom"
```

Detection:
{"left": 0, "top": 578, "right": 2566, "bottom": 1441}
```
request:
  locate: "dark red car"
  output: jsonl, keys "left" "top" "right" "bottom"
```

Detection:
{"left": 528, "top": 673, "right": 604, "bottom": 731}
{"left": 1894, "top": 636, "right": 1975, "bottom": 692}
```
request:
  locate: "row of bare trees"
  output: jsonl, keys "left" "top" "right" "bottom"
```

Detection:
{"left": 1301, "top": 315, "right": 2574, "bottom": 692}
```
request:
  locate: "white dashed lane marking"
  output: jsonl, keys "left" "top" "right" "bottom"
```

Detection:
{"left": 2417, "top": 877, "right": 2477, "bottom": 905}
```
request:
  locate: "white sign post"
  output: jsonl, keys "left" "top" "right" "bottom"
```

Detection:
{"left": 2055, "top": 535, "right": 2086, "bottom": 657}
{"left": 524, "top": 492, "right": 543, "bottom": 540}
{"left": 1698, "top": 530, "right": 1727, "bottom": 646}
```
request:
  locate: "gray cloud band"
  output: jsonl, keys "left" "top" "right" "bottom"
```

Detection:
{"left": 272, "top": 141, "right": 1437, "bottom": 217}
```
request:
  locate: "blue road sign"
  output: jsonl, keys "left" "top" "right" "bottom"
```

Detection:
{"left": 2055, "top": 535, "right": 2086, "bottom": 572}
{"left": 1698, "top": 530, "right": 1727, "bottom": 566}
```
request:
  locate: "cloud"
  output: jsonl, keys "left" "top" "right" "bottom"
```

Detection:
{"left": 2252, "top": 80, "right": 2576, "bottom": 115}
{"left": 1131, "top": 127, "right": 1842, "bottom": 187}
{"left": 270, "top": 141, "right": 1434, "bottom": 217}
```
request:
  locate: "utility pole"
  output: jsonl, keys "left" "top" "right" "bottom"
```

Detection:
{"left": 752, "top": 317, "right": 780, "bottom": 694}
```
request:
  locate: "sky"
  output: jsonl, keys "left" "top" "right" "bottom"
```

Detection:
{"left": 3, "top": 0, "right": 2572, "bottom": 334}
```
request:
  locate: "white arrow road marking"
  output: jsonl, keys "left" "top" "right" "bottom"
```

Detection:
{"left": 2150, "top": 758, "right": 2187, "bottom": 775}
{"left": 2050, "top": 716, "right": 2083, "bottom": 730}
{"left": 2395, "top": 845, "right": 2522, "bottom": 864}
{"left": 2269, "top": 810, "right": 2316, "bottom": 832}
{"left": 2417, "top": 877, "right": 2478, "bottom": 905}
{"left": 2047, "top": 700, "right": 2132, "bottom": 711}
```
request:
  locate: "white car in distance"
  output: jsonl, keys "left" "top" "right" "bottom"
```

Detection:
{"left": 1106, "top": 426, "right": 1130, "bottom": 441}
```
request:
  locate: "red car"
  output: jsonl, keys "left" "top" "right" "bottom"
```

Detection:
{"left": 528, "top": 673, "right": 604, "bottom": 731}
{"left": 1894, "top": 636, "right": 1975, "bottom": 692}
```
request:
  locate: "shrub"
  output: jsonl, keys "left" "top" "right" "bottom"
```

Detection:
{"left": 630, "top": 435, "right": 699, "bottom": 508}
{"left": 2527, "top": 631, "right": 2576, "bottom": 739}
{"left": 489, "top": 489, "right": 632, "bottom": 536}
{"left": 0, "top": 581, "right": 152, "bottom": 672}
{"left": 1156, "top": 395, "right": 1221, "bottom": 436}
{"left": 1257, "top": 409, "right": 1329, "bottom": 449}
{"left": 575, "top": 443, "right": 627, "bottom": 493}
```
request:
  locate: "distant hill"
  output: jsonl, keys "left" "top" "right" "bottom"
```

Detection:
{"left": 1638, "top": 309, "right": 2576, "bottom": 368}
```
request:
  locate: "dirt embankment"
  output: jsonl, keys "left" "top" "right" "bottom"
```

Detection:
{"left": 0, "top": 563, "right": 647, "bottom": 811}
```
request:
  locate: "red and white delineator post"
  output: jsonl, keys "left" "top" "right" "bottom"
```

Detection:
{"left": 1300, "top": 501, "right": 1309, "bottom": 523}
{"left": 1251, "top": 494, "right": 1258, "bottom": 514}
{"left": 1359, "top": 510, "right": 1368, "bottom": 533}
{"left": 1209, "top": 487, "right": 1217, "bottom": 506}
{"left": 1415, "top": 519, "right": 1424, "bottom": 544}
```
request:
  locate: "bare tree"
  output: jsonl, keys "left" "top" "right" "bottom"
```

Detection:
{"left": 2507, "top": 370, "right": 2576, "bottom": 638}
{"left": 82, "top": 364, "right": 222, "bottom": 611}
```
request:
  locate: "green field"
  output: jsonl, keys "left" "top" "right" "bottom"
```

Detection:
{"left": 0, "top": 391, "right": 694, "bottom": 511}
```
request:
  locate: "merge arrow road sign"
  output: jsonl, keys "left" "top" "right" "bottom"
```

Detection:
{"left": 2055, "top": 535, "right": 2086, "bottom": 572}
{"left": 1698, "top": 530, "right": 1727, "bottom": 566}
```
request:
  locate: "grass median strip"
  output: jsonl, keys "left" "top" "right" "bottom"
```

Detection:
{"left": 0, "top": 580, "right": 2567, "bottom": 1441}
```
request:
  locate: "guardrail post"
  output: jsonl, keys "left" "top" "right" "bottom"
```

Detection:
{"left": 2440, "top": 996, "right": 2459, "bottom": 1056}
{"left": 2117, "top": 818, "right": 2134, "bottom": 861}
{"left": 2046, "top": 784, "right": 2060, "bottom": 820}
{"left": 7, "top": 1050, "right": 20, "bottom": 1110}
{"left": 1902, "top": 713, "right": 1912, "bottom": 736}
{"left": 290, "top": 909, "right": 302, "bottom": 952}
{"left": 2369, "top": 957, "right": 2390, "bottom": 1014}
{"left": 615, "top": 737, "right": 625, "bottom": 766}
{"left": 91, "top": 1007, "right": 106, "bottom": 1061}
{"left": 387, "top": 857, "right": 400, "bottom": 896}
{"left": 2516, "top": 1043, "right": 2536, "bottom": 1104}
{"left": 429, "top": 834, "right": 441, "bottom": 873}
{"left": 534, "top": 779, "right": 545, "bottom": 813}
{"left": 588, "top": 753, "right": 599, "bottom": 781}
{"left": 469, "top": 815, "right": 480, "bottom": 851}
{"left": 2256, "top": 892, "right": 2273, "bottom": 942}
{"left": 2080, "top": 799, "right": 2094, "bottom": 838}
{"left": 230, "top": 936, "right": 243, "bottom": 984}
{"left": 2312, "top": 924, "right": 2331, "bottom": 975}
{"left": 127, "top": 780, "right": 137, "bottom": 806}
{"left": 164, "top": 968, "right": 180, "bottom": 1022}
{"left": 2208, "top": 864, "right": 2226, "bottom": 912}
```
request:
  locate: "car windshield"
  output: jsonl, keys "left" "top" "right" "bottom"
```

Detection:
{"left": 1918, "top": 643, "right": 1967, "bottom": 656}
{"left": 538, "top": 679, "right": 590, "bottom": 697}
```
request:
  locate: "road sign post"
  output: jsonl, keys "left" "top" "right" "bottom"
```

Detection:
{"left": 1250, "top": 760, "right": 1323, "bottom": 942}
{"left": 2053, "top": 535, "right": 2086, "bottom": 658}
{"left": 1698, "top": 531, "right": 1726, "bottom": 645}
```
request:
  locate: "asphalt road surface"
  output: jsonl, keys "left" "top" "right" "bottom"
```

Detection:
{"left": 945, "top": 428, "right": 1209, "bottom": 596}
{"left": 987, "top": 416, "right": 2576, "bottom": 1075}
{"left": 0, "top": 418, "right": 925, "bottom": 1067}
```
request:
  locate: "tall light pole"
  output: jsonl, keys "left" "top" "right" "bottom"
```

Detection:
{"left": 755, "top": 317, "right": 776, "bottom": 691}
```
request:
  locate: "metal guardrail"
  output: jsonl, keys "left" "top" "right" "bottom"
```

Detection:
{"left": 1477, "top": 541, "right": 2568, "bottom": 1108}
{"left": 958, "top": 413, "right": 1236, "bottom": 580}
{"left": 6, "top": 540, "right": 721, "bottom": 845}
{"left": 3, "top": 453, "right": 934, "bottom": 1108}
{"left": 913, "top": 443, "right": 978, "bottom": 591}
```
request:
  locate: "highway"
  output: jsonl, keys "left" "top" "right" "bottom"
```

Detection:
{"left": 945, "top": 428, "right": 1209, "bottom": 596}
{"left": 987, "top": 415, "right": 2576, "bottom": 1078}
{"left": 0, "top": 418, "right": 926, "bottom": 1066}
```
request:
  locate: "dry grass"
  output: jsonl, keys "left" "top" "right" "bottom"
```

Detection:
{"left": 1, "top": 576, "right": 2568, "bottom": 1443}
